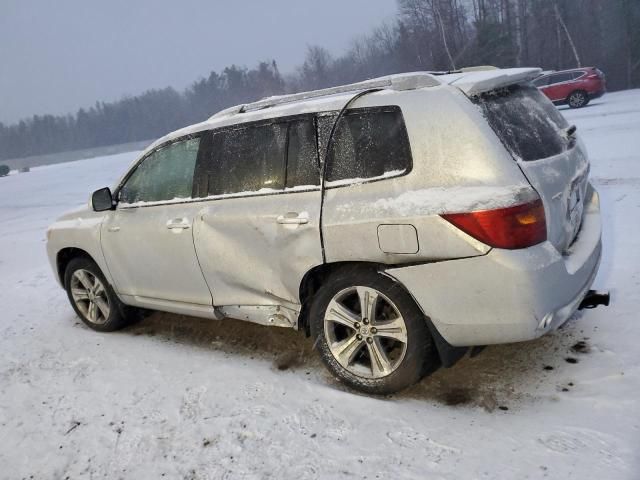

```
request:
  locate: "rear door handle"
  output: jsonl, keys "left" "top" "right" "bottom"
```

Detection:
{"left": 276, "top": 212, "right": 309, "bottom": 225}
{"left": 166, "top": 218, "right": 191, "bottom": 230}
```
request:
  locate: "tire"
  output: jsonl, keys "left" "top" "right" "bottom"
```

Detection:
{"left": 567, "top": 90, "right": 588, "bottom": 108}
{"left": 309, "top": 268, "right": 438, "bottom": 395}
{"left": 64, "top": 257, "right": 133, "bottom": 332}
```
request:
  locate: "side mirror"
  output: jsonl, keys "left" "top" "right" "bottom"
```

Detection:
{"left": 91, "top": 187, "right": 114, "bottom": 212}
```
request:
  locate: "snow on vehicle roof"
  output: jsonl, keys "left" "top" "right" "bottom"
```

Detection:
{"left": 143, "top": 67, "right": 542, "bottom": 156}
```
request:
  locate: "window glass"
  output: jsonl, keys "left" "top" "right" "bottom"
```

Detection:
{"left": 473, "top": 84, "right": 570, "bottom": 162}
{"left": 207, "top": 123, "right": 287, "bottom": 195}
{"left": 550, "top": 72, "right": 573, "bottom": 84}
{"left": 316, "top": 113, "right": 338, "bottom": 167}
{"left": 120, "top": 137, "right": 200, "bottom": 204}
{"left": 532, "top": 76, "right": 549, "bottom": 87}
{"left": 286, "top": 119, "right": 319, "bottom": 188}
{"left": 325, "top": 107, "right": 412, "bottom": 183}
{"left": 572, "top": 71, "right": 585, "bottom": 80}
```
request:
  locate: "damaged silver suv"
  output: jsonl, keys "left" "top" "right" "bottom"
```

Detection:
{"left": 46, "top": 67, "right": 607, "bottom": 394}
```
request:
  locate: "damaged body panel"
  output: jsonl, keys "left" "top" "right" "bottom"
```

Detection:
{"left": 193, "top": 190, "right": 323, "bottom": 310}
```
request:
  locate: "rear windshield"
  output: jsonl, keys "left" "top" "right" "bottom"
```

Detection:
{"left": 473, "top": 84, "right": 570, "bottom": 161}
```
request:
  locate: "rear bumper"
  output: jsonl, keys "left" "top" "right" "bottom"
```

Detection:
{"left": 385, "top": 185, "right": 602, "bottom": 347}
{"left": 589, "top": 89, "right": 606, "bottom": 100}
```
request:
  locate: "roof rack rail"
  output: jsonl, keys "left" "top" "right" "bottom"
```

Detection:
{"left": 208, "top": 72, "right": 441, "bottom": 120}
{"left": 459, "top": 65, "right": 498, "bottom": 72}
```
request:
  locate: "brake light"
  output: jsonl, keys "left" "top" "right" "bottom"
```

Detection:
{"left": 586, "top": 74, "right": 599, "bottom": 79}
{"left": 441, "top": 199, "right": 547, "bottom": 249}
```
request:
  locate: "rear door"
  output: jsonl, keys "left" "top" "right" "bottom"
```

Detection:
{"left": 543, "top": 72, "right": 575, "bottom": 102}
{"left": 192, "top": 116, "right": 323, "bottom": 307}
{"left": 474, "top": 84, "right": 589, "bottom": 253}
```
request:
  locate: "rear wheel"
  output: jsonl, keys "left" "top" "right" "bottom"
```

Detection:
{"left": 568, "top": 90, "right": 588, "bottom": 108}
{"left": 64, "top": 257, "right": 132, "bottom": 332}
{"left": 309, "top": 269, "right": 438, "bottom": 394}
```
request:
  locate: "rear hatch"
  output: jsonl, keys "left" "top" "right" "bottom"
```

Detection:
{"left": 470, "top": 83, "right": 589, "bottom": 254}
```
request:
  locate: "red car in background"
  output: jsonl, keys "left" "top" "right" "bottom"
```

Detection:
{"left": 533, "top": 67, "right": 606, "bottom": 108}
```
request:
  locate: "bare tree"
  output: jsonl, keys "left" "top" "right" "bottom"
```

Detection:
{"left": 554, "top": 3, "right": 581, "bottom": 67}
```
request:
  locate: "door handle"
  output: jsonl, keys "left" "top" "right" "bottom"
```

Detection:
{"left": 166, "top": 218, "right": 191, "bottom": 230}
{"left": 276, "top": 212, "right": 309, "bottom": 225}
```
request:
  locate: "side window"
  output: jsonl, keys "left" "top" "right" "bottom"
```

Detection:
{"left": 532, "top": 76, "right": 549, "bottom": 87}
{"left": 316, "top": 113, "right": 338, "bottom": 167}
{"left": 572, "top": 71, "right": 586, "bottom": 80}
{"left": 325, "top": 107, "right": 412, "bottom": 184}
{"left": 286, "top": 119, "right": 319, "bottom": 188}
{"left": 206, "top": 123, "right": 287, "bottom": 196}
{"left": 549, "top": 72, "right": 573, "bottom": 85}
{"left": 120, "top": 137, "right": 200, "bottom": 204}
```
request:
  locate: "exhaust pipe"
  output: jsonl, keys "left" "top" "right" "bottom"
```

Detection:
{"left": 578, "top": 290, "right": 610, "bottom": 310}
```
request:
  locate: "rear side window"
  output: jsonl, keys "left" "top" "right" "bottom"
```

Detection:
{"left": 325, "top": 107, "right": 412, "bottom": 184}
{"left": 207, "top": 123, "right": 287, "bottom": 195}
{"left": 120, "top": 137, "right": 200, "bottom": 204}
{"left": 549, "top": 72, "right": 574, "bottom": 84}
{"left": 473, "top": 84, "right": 569, "bottom": 162}
{"left": 286, "top": 119, "right": 319, "bottom": 188}
{"left": 532, "top": 76, "right": 549, "bottom": 87}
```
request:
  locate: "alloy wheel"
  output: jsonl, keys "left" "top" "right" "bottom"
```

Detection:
{"left": 323, "top": 286, "right": 408, "bottom": 379}
{"left": 70, "top": 269, "right": 110, "bottom": 324}
{"left": 569, "top": 92, "right": 586, "bottom": 108}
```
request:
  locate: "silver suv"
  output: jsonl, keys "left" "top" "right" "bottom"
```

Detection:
{"left": 46, "top": 67, "right": 607, "bottom": 394}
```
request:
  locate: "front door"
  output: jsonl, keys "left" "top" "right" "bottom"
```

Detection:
{"left": 101, "top": 136, "right": 212, "bottom": 306}
{"left": 192, "top": 116, "right": 323, "bottom": 308}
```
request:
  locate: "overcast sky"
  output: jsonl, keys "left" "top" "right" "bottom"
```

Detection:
{"left": 0, "top": 0, "right": 398, "bottom": 124}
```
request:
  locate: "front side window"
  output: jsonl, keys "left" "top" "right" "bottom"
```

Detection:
{"left": 206, "top": 123, "right": 287, "bottom": 196}
{"left": 119, "top": 137, "right": 200, "bottom": 204}
{"left": 325, "top": 107, "right": 412, "bottom": 184}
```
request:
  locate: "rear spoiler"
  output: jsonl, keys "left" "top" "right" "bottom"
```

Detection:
{"left": 445, "top": 67, "right": 543, "bottom": 96}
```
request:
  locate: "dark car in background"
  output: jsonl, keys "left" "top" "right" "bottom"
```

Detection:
{"left": 533, "top": 67, "right": 606, "bottom": 108}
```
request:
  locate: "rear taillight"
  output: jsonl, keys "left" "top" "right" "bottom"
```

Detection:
{"left": 441, "top": 199, "right": 547, "bottom": 249}
{"left": 586, "top": 73, "right": 599, "bottom": 79}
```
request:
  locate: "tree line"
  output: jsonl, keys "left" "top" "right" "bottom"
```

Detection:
{"left": 1, "top": 0, "right": 638, "bottom": 161}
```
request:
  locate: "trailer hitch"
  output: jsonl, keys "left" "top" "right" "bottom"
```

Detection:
{"left": 578, "top": 290, "right": 610, "bottom": 310}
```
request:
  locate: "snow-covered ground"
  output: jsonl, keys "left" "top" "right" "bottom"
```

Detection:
{"left": 1, "top": 91, "right": 639, "bottom": 479}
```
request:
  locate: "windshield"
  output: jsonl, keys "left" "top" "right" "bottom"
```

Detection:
{"left": 473, "top": 84, "right": 570, "bottom": 161}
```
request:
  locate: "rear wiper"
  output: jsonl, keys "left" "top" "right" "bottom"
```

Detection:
{"left": 565, "top": 125, "right": 577, "bottom": 137}
{"left": 562, "top": 125, "right": 577, "bottom": 147}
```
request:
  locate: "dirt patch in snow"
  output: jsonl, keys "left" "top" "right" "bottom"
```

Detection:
{"left": 399, "top": 315, "right": 590, "bottom": 411}
{"left": 121, "top": 309, "right": 591, "bottom": 414}
{"left": 571, "top": 340, "right": 591, "bottom": 354}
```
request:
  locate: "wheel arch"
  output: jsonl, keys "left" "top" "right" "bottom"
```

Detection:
{"left": 56, "top": 247, "right": 97, "bottom": 286}
{"left": 298, "top": 260, "right": 469, "bottom": 368}
{"left": 298, "top": 261, "right": 382, "bottom": 336}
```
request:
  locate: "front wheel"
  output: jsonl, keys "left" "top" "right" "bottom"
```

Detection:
{"left": 568, "top": 90, "right": 589, "bottom": 108}
{"left": 309, "top": 269, "right": 438, "bottom": 395}
{"left": 64, "top": 257, "right": 132, "bottom": 332}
